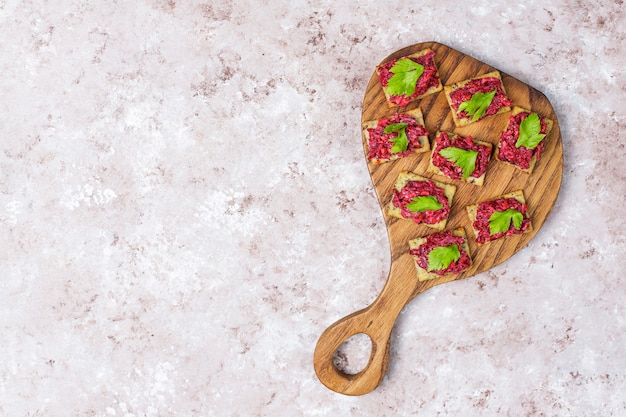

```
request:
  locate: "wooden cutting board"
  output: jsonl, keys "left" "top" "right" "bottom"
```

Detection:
{"left": 314, "top": 41, "right": 563, "bottom": 395}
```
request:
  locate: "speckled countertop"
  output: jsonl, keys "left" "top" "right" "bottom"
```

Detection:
{"left": 1, "top": 0, "right": 625, "bottom": 416}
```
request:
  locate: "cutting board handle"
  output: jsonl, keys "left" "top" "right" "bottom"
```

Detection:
{"left": 313, "top": 257, "right": 415, "bottom": 395}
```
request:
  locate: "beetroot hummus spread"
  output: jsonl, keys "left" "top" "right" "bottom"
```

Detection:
{"left": 377, "top": 50, "right": 439, "bottom": 106}
{"left": 367, "top": 113, "right": 429, "bottom": 161}
{"left": 392, "top": 179, "right": 449, "bottom": 224}
{"left": 474, "top": 197, "right": 531, "bottom": 243}
{"left": 449, "top": 77, "right": 511, "bottom": 121}
{"left": 410, "top": 231, "right": 471, "bottom": 275}
{"left": 432, "top": 132, "right": 491, "bottom": 180}
{"left": 498, "top": 112, "right": 549, "bottom": 170}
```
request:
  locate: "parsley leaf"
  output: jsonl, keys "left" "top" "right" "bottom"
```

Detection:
{"left": 458, "top": 90, "right": 496, "bottom": 122}
{"left": 488, "top": 208, "right": 524, "bottom": 235}
{"left": 384, "top": 122, "right": 409, "bottom": 153}
{"left": 427, "top": 244, "right": 461, "bottom": 272}
{"left": 515, "top": 113, "right": 546, "bottom": 149}
{"left": 385, "top": 58, "right": 424, "bottom": 98}
{"left": 406, "top": 196, "right": 443, "bottom": 213}
{"left": 390, "top": 129, "right": 408, "bottom": 153}
{"left": 438, "top": 146, "right": 479, "bottom": 180}
{"left": 383, "top": 123, "right": 408, "bottom": 134}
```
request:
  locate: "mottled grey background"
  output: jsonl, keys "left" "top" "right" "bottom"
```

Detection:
{"left": 1, "top": 0, "right": 625, "bottom": 416}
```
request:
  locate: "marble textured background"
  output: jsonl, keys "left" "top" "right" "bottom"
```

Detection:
{"left": 1, "top": 0, "right": 625, "bottom": 416}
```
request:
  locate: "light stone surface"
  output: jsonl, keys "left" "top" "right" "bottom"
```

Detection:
{"left": 1, "top": 0, "right": 625, "bottom": 416}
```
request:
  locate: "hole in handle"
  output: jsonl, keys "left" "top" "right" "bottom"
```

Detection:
{"left": 332, "top": 332, "right": 373, "bottom": 375}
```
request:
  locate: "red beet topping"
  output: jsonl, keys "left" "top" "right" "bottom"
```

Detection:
{"left": 473, "top": 197, "right": 531, "bottom": 244}
{"left": 449, "top": 77, "right": 511, "bottom": 121}
{"left": 367, "top": 113, "right": 429, "bottom": 161}
{"left": 377, "top": 50, "right": 440, "bottom": 106}
{"left": 392, "top": 179, "right": 450, "bottom": 225}
{"left": 410, "top": 230, "right": 471, "bottom": 275}
{"left": 497, "top": 112, "right": 548, "bottom": 170}
{"left": 432, "top": 132, "right": 491, "bottom": 180}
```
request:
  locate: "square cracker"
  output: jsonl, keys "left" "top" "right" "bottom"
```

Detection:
{"left": 386, "top": 170, "right": 456, "bottom": 230}
{"left": 408, "top": 227, "right": 472, "bottom": 281}
{"left": 376, "top": 48, "right": 443, "bottom": 108}
{"left": 443, "top": 70, "right": 511, "bottom": 127}
{"left": 362, "top": 108, "right": 430, "bottom": 165}
{"left": 427, "top": 131, "right": 493, "bottom": 186}
{"left": 465, "top": 189, "right": 533, "bottom": 245}
{"left": 495, "top": 106, "right": 554, "bottom": 174}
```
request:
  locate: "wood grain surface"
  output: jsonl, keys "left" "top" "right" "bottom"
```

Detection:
{"left": 314, "top": 41, "right": 563, "bottom": 396}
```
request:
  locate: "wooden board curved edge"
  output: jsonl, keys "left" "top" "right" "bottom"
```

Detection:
{"left": 361, "top": 41, "right": 563, "bottom": 295}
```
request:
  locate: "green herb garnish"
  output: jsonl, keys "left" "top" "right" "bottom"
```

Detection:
{"left": 384, "top": 123, "right": 408, "bottom": 134}
{"left": 385, "top": 58, "right": 424, "bottom": 97}
{"left": 406, "top": 196, "right": 443, "bottom": 213}
{"left": 488, "top": 208, "right": 524, "bottom": 235}
{"left": 427, "top": 244, "right": 461, "bottom": 272}
{"left": 458, "top": 90, "right": 496, "bottom": 122}
{"left": 438, "top": 147, "right": 479, "bottom": 180}
{"left": 515, "top": 113, "right": 546, "bottom": 149}
{"left": 384, "top": 122, "right": 409, "bottom": 153}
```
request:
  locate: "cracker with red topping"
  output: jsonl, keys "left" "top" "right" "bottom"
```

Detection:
{"left": 362, "top": 108, "right": 430, "bottom": 164}
{"left": 376, "top": 48, "right": 443, "bottom": 108}
{"left": 408, "top": 228, "right": 472, "bottom": 281}
{"left": 444, "top": 70, "right": 512, "bottom": 127}
{"left": 466, "top": 189, "right": 532, "bottom": 245}
{"left": 386, "top": 171, "right": 455, "bottom": 230}
{"left": 495, "top": 106, "right": 553, "bottom": 174}
{"left": 427, "top": 131, "right": 493, "bottom": 186}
